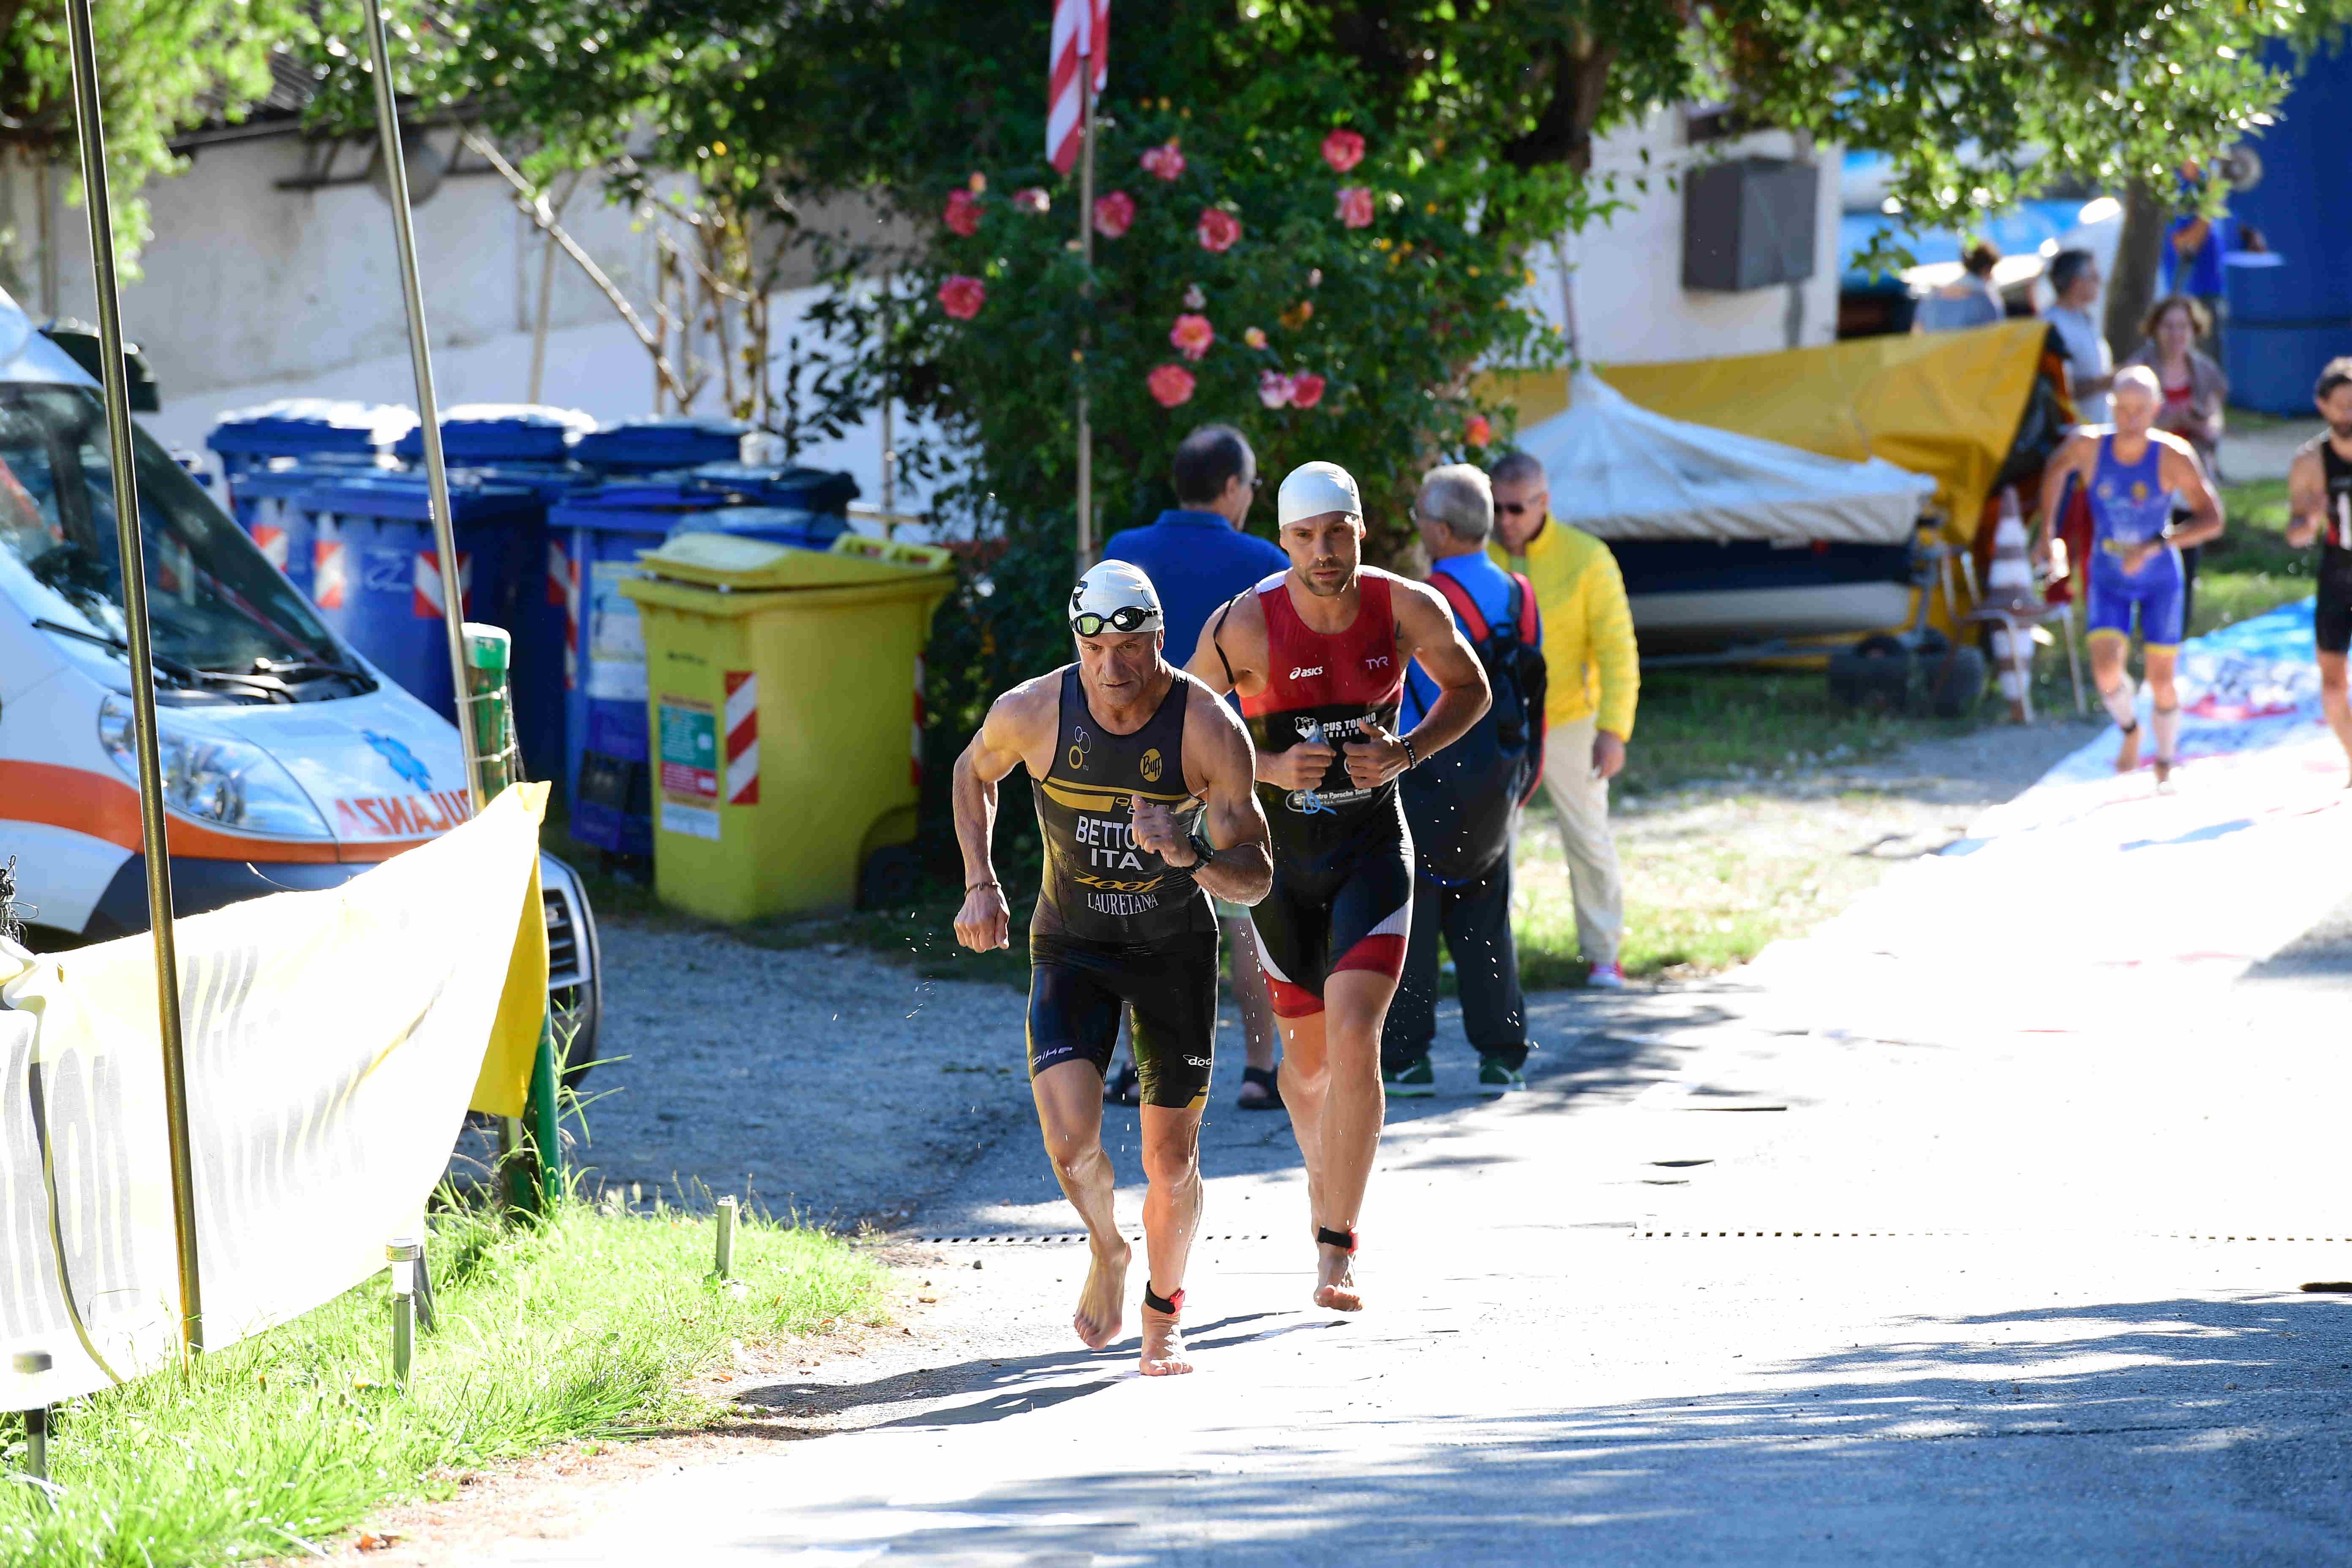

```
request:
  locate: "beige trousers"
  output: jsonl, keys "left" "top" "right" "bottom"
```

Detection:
{"left": 1536, "top": 715, "right": 1624, "bottom": 967}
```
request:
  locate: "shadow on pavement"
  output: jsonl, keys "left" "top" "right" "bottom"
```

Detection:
{"left": 758, "top": 1292, "right": 2352, "bottom": 1563}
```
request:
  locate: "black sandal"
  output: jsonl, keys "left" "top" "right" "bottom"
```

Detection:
{"left": 1104, "top": 1061, "right": 1140, "bottom": 1106}
{"left": 1237, "top": 1065, "right": 1284, "bottom": 1111}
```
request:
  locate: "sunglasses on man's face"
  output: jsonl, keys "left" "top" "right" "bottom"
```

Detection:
{"left": 1495, "top": 499, "right": 1542, "bottom": 517}
{"left": 1072, "top": 606, "right": 1158, "bottom": 637}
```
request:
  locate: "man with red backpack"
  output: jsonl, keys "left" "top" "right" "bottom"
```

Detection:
{"left": 1382, "top": 465, "right": 1549, "bottom": 1095}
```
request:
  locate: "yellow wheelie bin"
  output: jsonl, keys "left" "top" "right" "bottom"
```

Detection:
{"left": 618, "top": 532, "right": 957, "bottom": 922}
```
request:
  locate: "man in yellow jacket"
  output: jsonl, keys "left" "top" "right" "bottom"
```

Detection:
{"left": 1488, "top": 452, "right": 1639, "bottom": 988}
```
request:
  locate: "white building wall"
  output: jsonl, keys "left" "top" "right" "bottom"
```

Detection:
{"left": 0, "top": 109, "right": 1839, "bottom": 523}
{"left": 1524, "top": 112, "right": 1843, "bottom": 365}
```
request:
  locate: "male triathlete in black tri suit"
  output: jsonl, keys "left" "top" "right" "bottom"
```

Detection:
{"left": 1187, "top": 461, "right": 1489, "bottom": 1312}
{"left": 2287, "top": 356, "right": 2352, "bottom": 784}
{"left": 953, "top": 561, "right": 1272, "bottom": 1376}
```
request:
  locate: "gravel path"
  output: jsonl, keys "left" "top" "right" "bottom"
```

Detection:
{"left": 565, "top": 929, "right": 1029, "bottom": 1228}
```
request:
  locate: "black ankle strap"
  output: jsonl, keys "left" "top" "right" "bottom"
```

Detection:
{"left": 1316, "top": 1225, "right": 1357, "bottom": 1253}
{"left": 1143, "top": 1283, "right": 1184, "bottom": 1315}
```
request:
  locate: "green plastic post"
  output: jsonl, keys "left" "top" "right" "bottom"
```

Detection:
{"left": 385, "top": 1239, "right": 420, "bottom": 1392}
{"left": 12, "top": 1351, "right": 49, "bottom": 1481}
{"left": 529, "top": 1012, "right": 562, "bottom": 1211}
{"left": 462, "top": 623, "right": 518, "bottom": 799}
{"left": 713, "top": 1196, "right": 737, "bottom": 1279}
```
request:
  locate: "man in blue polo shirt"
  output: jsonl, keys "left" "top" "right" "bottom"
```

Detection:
{"left": 1101, "top": 424, "right": 1290, "bottom": 1110}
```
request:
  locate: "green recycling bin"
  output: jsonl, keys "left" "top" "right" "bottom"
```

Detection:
{"left": 618, "top": 532, "right": 957, "bottom": 921}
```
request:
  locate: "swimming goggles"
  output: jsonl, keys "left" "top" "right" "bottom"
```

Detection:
{"left": 1071, "top": 605, "right": 1159, "bottom": 636}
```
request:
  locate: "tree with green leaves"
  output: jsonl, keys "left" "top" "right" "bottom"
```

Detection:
{"left": 0, "top": 0, "right": 310, "bottom": 274}
{"left": 301, "top": 0, "right": 2351, "bottom": 806}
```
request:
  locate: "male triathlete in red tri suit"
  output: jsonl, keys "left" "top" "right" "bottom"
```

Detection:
{"left": 953, "top": 561, "right": 1273, "bottom": 1375}
{"left": 1188, "top": 461, "right": 1489, "bottom": 1311}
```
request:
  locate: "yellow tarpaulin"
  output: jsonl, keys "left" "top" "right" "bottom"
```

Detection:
{"left": 1483, "top": 319, "right": 2065, "bottom": 552}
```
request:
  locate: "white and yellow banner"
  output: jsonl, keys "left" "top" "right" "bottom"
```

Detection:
{"left": 0, "top": 784, "right": 549, "bottom": 1408}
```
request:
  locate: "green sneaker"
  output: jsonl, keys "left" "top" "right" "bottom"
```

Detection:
{"left": 1384, "top": 1057, "right": 1435, "bottom": 1097}
{"left": 1477, "top": 1059, "right": 1527, "bottom": 1096}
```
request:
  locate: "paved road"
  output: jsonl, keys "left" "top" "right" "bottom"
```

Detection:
{"left": 482, "top": 920, "right": 2352, "bottom": 1566}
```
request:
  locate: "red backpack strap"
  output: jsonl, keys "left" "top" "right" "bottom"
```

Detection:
{"left": 1426, "top": 569, "right": 1491, "bottom": 642}
{"left": 1511, "top": 572, "right": 1541, "bottom": 646}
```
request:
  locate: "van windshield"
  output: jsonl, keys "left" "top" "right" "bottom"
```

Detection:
{"left": 0, "top": 382, "right": 363, "bottom": 692}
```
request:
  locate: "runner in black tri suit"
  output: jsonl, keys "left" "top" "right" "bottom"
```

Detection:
{"left": 953, "top": 561, "right": 1271, "bottom": 1376}
{"left": 2286, "top": 356, "right": 2352, "bottom": 783}
{"left": 1188, "top": 461, "right": 1489, "bottom": 1313}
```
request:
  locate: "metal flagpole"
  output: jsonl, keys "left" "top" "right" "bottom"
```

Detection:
{"left": 61, "top": 0, "right": 204, "bottom": 1358}
{"left": 1074, "top": 44, "right": 1095, "bottom": 574}
{"left": 361, "top": 0, "right": 486, "bottom": 814}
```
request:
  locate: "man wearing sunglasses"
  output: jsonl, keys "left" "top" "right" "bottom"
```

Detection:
{"left": 1488, "top": 451, "right": 1639, "bottom": 990}
{"left": 1189, "top": 462, "right": 1490, "bottom": 1314}
{"left": 951, "top": 561, "right": 1273, "bottom": 1377}
{"left": 1100, "top": 425, "right": 1292, "bottom": 1112}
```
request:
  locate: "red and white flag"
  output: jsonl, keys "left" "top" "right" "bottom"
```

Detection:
{"left": 1047, "top": 0, "right": 1109, "bottom": 175}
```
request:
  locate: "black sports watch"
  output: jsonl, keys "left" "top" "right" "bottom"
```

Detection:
{"left": 1183, "top": 822, "right": 1216, "bottom": 871}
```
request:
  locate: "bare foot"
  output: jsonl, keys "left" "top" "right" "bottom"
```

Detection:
{"left": 1139, "top": 1303, "right": 1193, "bottom": 1376}
{"left": 1312, "top": 1241, "right": 1363, "bottom": 1312}
{"left": 1073, "top": 1239, "right": 1130, "bottom": 1350}
{"left": 2116, "top": 725, "right": 2142, "bottom": 774}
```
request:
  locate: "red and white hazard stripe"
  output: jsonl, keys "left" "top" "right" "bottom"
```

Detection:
{"left": 724, "top": 670, "right": 760, "bottom": 806}
{"left": 1046, "top": 0, "right": 1108, "bottom": 175}
{"left": 411, "top": 550, "right": 474, "bottom": 619}
{"left": 313, "top": 523, "right": 348, "bottom": 610}
{"left": 551, "top": 540, "right": 580, "bottom": 689}
{"left": 253, "top": 524, "right": 289, "bottom": 572}
{"left": 910, "top": 654, "right": 927, "bottom": 788}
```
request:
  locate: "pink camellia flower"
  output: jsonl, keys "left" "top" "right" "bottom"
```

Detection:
{"left": 1094, "top": 190, "right": 1136, "bottom": 239}
{"left": 1465, "top": 413, "right": 1494, "bottom": 447}
{"left": 944, "top": 189, "right": 982, "bottom": 237}
{"left": 1335, "top": 187, "right": 1374, "bottom": 229}
{"left": 1170, "top": 313, "right": 1216, "bottom": 361}
{"left": 1147, "top": 363, "right": 1197, "bottom": 408}
{"left": 1012, "top": 187, "right": 1051, "bottom": 214}
{"left": 1182, "top": 283, "right": 1206, "bottom": 309}
{"left": 1288, "top": 372, "right": 1328, "bottom": 409}
{"left": 1243, "top": 326, "right": 1268, "bottom": 350}
{"left": 1196, "top": 208, "right": 1241, "bottom": 252}
{"left": 1141, "top": 140, "right": 1187, "bottom": 181}
{"left": 1321, "top": 129, "right": 1366, "bottom": 173}
{"left": 1308, "top": 267, "right": 1323, "bottom": 287}
{"left": 936, "top": 275, "right": 987, "bottom": 321}
{"left": 1257, "top": 369, "right": 1296, "bottom": 409}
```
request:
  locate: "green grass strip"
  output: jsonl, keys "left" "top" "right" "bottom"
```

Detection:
{"left": 0, "top": 1198, "right": 884, "bottom": 1566}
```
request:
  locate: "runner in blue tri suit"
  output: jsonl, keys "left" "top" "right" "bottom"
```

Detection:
{"left": 2036, "top": 364, "right": 2224, "bottom": 784}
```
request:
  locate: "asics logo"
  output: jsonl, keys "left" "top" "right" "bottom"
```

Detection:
{"left": 1289, "top": 666, "right": 1323, "bottom": 680}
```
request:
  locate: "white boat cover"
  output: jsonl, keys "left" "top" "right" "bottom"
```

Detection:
{"left": 1513, "top": 372, "right": 1937, "bottom": 547}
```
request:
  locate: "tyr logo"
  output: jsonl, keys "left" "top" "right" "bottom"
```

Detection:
{"left": 1364, "top": 655, "right": 1392, "bottom": 670}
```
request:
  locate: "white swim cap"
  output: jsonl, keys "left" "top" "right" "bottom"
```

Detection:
{"left": 1277, "top": 461, "right": 1363, "bottom": 528}
{"left": 1069, "top": 559, "right": 1163, "bottom": 634}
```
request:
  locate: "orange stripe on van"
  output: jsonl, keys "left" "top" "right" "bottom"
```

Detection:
{"left": 0, "top": 760, "right": 431, "bottom": 863}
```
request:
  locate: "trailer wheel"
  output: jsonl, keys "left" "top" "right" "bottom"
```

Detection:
{"left": 1827, "top": 634, "right": 1915, "bottom": 713}
{"left": 1928, "top": 645, "right": 1989, "bottom": 719}
{"left": 860, "top": 845, "right": 922, "bottom": 910}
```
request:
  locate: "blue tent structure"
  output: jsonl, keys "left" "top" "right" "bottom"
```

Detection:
{"left": 2224, "top": 42, "right": 2352, "bottom": 414}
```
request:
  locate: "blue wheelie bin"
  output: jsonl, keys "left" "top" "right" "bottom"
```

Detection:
{"left": 549, "top": 481, "right": 733, "bottom": 859}
{"left": 574, "top": 416, "right": 750, "bottom": 476}
{"left": 666, "top": 463, "right": 859, "bottom": 549}
{"left": 207, "top": 401, "right": 414, "bottom": 594}
{"left": 392, "top": 406, "right": 597, "bottom": 782}
{"left": 292, "top": 473, "right": 542, "bottom": 726}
